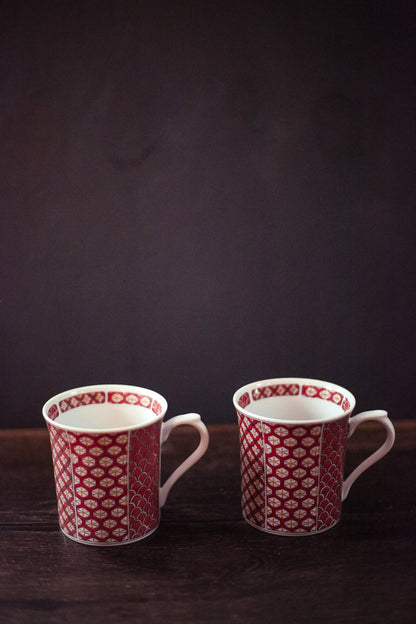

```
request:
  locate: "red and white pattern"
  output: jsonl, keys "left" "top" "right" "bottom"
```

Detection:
{"left": 317, "top": 417, "right": 349, "bottom": 532}
{"left": 239, "top": 415, "right": 266, "bottom": 528}
{"left": 238, "top": 411, "right": 350, "bottom": 535}
{"left": 59, "top": 392, "right": 106, "bottom": 414}
{"left": 108, "top": 391, "right": 163, "bottom": 416}
{"left": 67, "top": 430, "right": 130, "bottom": 542}
{"left": 128, "top": 423, "right": 160, "bottom": 540}
{"left": 48, "top": 423, "right": 162, "bottom": 544}
{"left": 48, "top": 424, "right": 77, "bottom": 539}
{"left": 49, "top": 391, "right": 163, "bottom": 421}
{"left": 238, "top": 392, "right": 251, "bottom": 409}
{"left": 301, "top": 384, "right": 351, "bottom": 412}
{"left": 241, "top": 383, "right": 351, "bottom": 413}
{"left": 47, "top": 393, "right": 163, "bottom": 544}
{"left": 252, "top": 384, "right": 300, "bottom": 401}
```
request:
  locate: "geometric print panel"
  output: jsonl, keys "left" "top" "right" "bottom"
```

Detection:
{"left": 262, "top": 421, "right": 323, "bottom": 534}
{"left": 48, "top": 422, "right": 163, "bottom": 544}
{"left": 238, "top": 413, "right": 266, "bottom": 529}
{"left": 48, "top": 423, "right": 77, "bottom": 539}
{"left": 128, "top": 422, "right": 161, "bottom": 540}
{"left": 67, "top": 431, "right": 130, "bottom": 543}
{"left": 317, "top": 416, "right": 349, "bottom": 532}
{"left": 238, "top": 414, "right": 351, "bottom": 535}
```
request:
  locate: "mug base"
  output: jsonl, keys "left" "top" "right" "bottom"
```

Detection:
{"left": 243, "top": 515, "right": 339, "bottom": 536}
{"left": 60, "top": 523, "right": 159, "bottom": 546}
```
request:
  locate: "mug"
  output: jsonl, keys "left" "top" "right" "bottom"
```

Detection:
{"left": 43, "top": 384, "right": 209, "bottom": 545}
{"left": 233, "top": 377, "right": 395, "bottom": 536}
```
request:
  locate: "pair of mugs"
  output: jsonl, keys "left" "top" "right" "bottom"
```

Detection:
{"left": 43, "top": 377, "right": 395, "bottom": 545}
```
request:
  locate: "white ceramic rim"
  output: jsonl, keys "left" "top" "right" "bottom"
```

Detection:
{"left": 42, "top": 383, "right": 168, "bottom": 433}
{"left": 232, "top": 377, "right": 356, "bottom": 424}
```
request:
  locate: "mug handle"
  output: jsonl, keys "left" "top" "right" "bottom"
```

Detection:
{"left": 159, "top": 413, "right": 209, "bottom": 507}
{"left": 342, "top": 410, "right": 395, "bottom": 501}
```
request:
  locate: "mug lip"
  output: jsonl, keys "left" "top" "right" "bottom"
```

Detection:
{"left": 233, "top": 376, "right": 356, "bottom": 424}
{"left": 42, "top": 383, "right": 168, "bottom": 434}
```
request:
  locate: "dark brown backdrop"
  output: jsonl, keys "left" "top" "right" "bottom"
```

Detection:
{"left": 1, "top": 1, "right": 415, "bottom": 427}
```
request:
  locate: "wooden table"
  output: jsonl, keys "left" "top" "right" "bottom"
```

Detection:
{"left": 1, "top": 423, "right": 415, "bottom": 623}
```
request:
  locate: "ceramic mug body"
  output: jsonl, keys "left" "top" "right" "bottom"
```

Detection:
{"left": 43, "top": 384, "right": 209, "bottom": 545}
{"left": 233, "top": 378, "right": 395, "bottom": 536}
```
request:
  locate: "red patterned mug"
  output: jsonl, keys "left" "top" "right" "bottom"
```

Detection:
{"left": 233, "top": 377, "right": 395, "bottom": 536}
{"left": 43, "top": 384, "right": 209, "bottom": 545}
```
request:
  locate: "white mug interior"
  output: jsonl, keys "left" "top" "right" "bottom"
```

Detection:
{"left": 42, "top": 384, "right": 168, "bottom": 433}
{"left": 233, "top": 377, "right": 356, "bottom": 424}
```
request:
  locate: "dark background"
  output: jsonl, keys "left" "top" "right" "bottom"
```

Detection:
{"left": 1, "top": 1, "right": 415, "bottom": 428}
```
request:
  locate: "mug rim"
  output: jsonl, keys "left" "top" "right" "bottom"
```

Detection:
{"left": 42, "top": 383, "right": 168, "bottom": 433}
{"left": 233, "top": 376, "right": 356, "bottom": 424}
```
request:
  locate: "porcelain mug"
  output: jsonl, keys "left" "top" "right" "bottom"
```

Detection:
{"left": 233, "top": 377, "right": 395, "bottom": 536}
{"left": 43, "top": 384, "right": 209, "bottom": 545}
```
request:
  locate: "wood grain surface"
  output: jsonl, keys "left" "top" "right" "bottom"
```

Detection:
{"left": 0, "top": 423, "right": 415, "bottom": 623}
